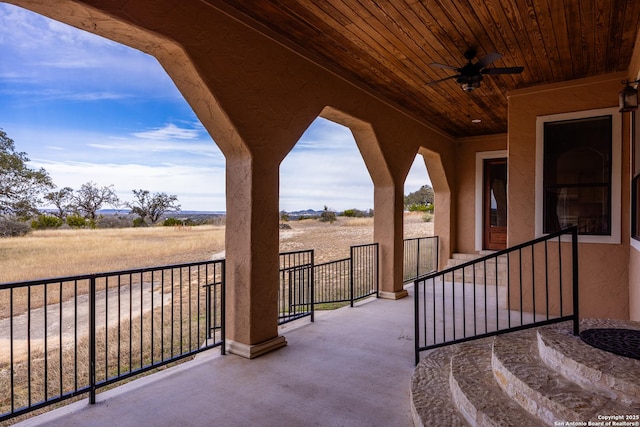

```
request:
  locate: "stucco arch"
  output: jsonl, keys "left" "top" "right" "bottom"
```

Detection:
{"left": 419, "top": 146, "right": 456, "bottom": 269}
{"left": 7, "top": 0, "right": 459, "bottom": 356}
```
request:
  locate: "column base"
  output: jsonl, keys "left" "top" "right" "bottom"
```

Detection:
{"left": 226, "top": 336, "right": 287, "bottom": 359}
{"left": 379, "top": 289, "right": 409, "bottom": 300}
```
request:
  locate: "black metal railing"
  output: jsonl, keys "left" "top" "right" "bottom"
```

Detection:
{"left": 314, "top": 257, "right": 351, "bottom": 305}
{"left": 349, "top": 243, "right": 379, "bottom": 306}
{"left": 403, "top": 236, "right": 439, "bottom": 282}
{"left": 278, "top": 243, "right": 380, "bottom": 324}
{"left": 414, "top": 227, "right": 579, "bottom": 364}
{"left": 278, "top": 250, "right": 314, "bottom": 324}
{"left": 0, "top": 259, "right": 225, "bottom": 422}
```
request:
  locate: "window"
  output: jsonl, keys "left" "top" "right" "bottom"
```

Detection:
{"left": 536, "top": 108, "right": 621, "bottom": 244}
{"left": 543, "top": 116, "right": 612, "bottom": 234}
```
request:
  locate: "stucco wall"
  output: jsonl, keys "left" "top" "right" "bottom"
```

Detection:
{"left": 454, "top": 134, "right": 507, "bottom": 254}
{"left": 508, "top": 74, "right": 631, "bottom": 320}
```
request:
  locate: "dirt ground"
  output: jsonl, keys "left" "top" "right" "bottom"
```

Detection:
{"left": 279, "top": 213, "right": 433, "bottom": 263}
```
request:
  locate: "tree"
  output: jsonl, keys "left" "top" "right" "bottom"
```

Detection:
{"left": 319, "top": 205, "right": 337, "bottom": 224}
{"left": 72, "top": 181, "right": 120, "bottom": 221}
{"left": 127, "top": 189, "right": 180, "bottom": 225}
{"left": 404, "top": 185, "right": 434, "bottom": 209}
{"left": 0, "top": 129, "right": 53, "bottom": 218}
{"left": 44, "top": 187, "right": 74, "bottom": 219}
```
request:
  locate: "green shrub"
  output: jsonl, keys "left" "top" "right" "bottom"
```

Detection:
{"left": 31, "top": 214, "right": 64, "bottom": 230}
{"left": 407, "top": 203, "right": 428, "bottom": 212}
{"left": 163, "top": 217, "right": 185, "bottom": 226}
{"left": 319, "top": 206, "right": 337, "bottom": 223}
{"left": 133, "top": 217, "right": 148, "bottom": 227}
{"left": 422, "top": 213, "right": 434, "bottom": 222}
{"left": 341, "top": 208, "right": 369, "bottom": 217}
{"left": 66, "top": 214, "right": 90, "bottom": 228}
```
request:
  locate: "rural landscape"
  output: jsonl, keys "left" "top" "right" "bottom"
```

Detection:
{"left": 1, "top": 124, "right": 435, "bottom": 423}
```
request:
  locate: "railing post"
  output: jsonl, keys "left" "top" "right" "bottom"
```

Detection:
{"left": 89, "top": 276, "right": 96, "bottom": 404}
{"left": 414, "top": 278, "right": 420, "bottom": 366}
{"left": 350, "top": 245, "right": 355, "bottom": 307}
{"left": 435, "top": 236, "right": 439, "bottom": 273}
{"left": 571, "top": 227, "right": 579, "bottom": 336}
{"left": 416, "top": 238, "right": 421, "bottom": 279}
{"left": 375, "top": 243, "right": 379, "bottom": 297}
{"left": 221, "top": 260, "right": 226, "bottom": 355}
{"left": 310, "top": 250, "right": 315, "bottom": 322}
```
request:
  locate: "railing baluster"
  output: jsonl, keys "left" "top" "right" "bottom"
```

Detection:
{"left": 483, "top": 259, "right": 487, "bottom": 334}
{"left": 10, "top": 287, "right": 15, "bottom": 413}
{"left": 544, "top": 241, "right": 549, "bottom": 320}
{"left": 495, "top": 257, "right": 498, "bottom": 330}
{"left": 414, "top": 227, "right": 580, "bottom": 364}
{"left": 27, "top": 284, "right": 31, "bottom": 407}
{"left": 89, "top": 276, "right": 96, "bottom": 405}
{"left": 44, "top": 282, "right": 48, "bottom": 401}
{"left": 558, "top": 234, "right": 563, "bottom": 317}
{"left": 532, "top": 246, "right": 536, "bottom": 323}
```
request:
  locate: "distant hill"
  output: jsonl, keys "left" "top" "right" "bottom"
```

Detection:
{"left": 94, "top": 209, "right": 226, "bottom": 216}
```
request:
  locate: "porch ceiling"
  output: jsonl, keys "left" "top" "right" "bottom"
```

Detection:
{"left": 210, "top": 0, "right": 640, "bottom": 138}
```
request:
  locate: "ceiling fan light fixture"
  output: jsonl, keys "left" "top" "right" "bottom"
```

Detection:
{"left": 461, "top": 80, "right": 481, "bottom": 92}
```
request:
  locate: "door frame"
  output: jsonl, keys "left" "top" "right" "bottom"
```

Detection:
{"left": 475, "top": 150, "right": 508, "bottom": 251}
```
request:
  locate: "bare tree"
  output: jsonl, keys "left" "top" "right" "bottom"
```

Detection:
{"left": 44, "top": 187, "right": 74, "bottom": 219}
{"left": 127, "top": 189, "right": 180, "bottom": 225}
{"left": 72, "top": 182, "right": 120, "bottom": 221}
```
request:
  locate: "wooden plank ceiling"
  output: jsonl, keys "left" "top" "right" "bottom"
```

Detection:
{"left": 211, "top": 0, "right": 640, "bottom": 138}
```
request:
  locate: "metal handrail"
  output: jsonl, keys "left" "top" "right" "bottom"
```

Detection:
{"left": 414, "top": 227, "right": 579, "bottom": 365}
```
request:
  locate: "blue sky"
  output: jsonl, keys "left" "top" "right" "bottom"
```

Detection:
{"left": 0, "top": 4, "right": 430, "bottom": 212}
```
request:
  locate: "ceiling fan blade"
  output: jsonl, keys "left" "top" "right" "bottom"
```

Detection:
{"left": 425, "top": 75, "right": 458, "bottom": 86}
{"left": 429, "top": 62, "right": 459, "bottom": 71}
{"left": 476, "top": 52, "right": 502, "bottom": 69}
{"left": 482, "top": 66, "right": 524, "bottom": 75}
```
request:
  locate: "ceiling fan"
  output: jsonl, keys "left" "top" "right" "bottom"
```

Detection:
{"left": 427, "top": 48, "right": 524, "bottom": 92}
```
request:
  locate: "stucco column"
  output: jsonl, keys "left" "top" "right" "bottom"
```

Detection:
{"left": 374, "top": 182, "right": 408, "bottom": 299}
{"left": 224, "top": 154, "right": 286, "bottom": 358}
{"left": 422, "top": 148, "right": 456, "bottom": 270}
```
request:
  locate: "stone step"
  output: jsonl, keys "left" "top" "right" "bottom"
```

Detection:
{"left": 411, "top": 320, "right": 640, "bottom": 427}
{"left": 451, "top": 252, "right": 508, "bottom": 263}
{"left": 449, "top": 339, "right": 544, "bottom": 426}
{"left": 410, "top": 345, "right": 468, "bottom": 426}
{"left": 492, "top": 328, "right": 637, "bottom": 425}
{"left": 537, "top": 319, "right": 640, "bottom": 405}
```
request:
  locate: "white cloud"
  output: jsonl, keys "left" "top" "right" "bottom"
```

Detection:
{"left": 33, "top": 160, "right": 226, "bottom": 211}
{"left": 132, "top": 124, "right": 201, "bottom": 141}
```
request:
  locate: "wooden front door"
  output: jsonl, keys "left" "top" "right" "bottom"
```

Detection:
{"left": 483, "top": 158, "right": 508, "bottom": 250}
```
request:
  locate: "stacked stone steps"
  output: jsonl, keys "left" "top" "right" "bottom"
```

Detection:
{"left": 445, "top": 253, "right": 508, "bottom": 286}
{"left": 449, "top": 340, "right": 542, "bottom": 426}
{"left": 411, "top": 320, "right": 640, "bottom": 426}
{"left": 492, "top": 329, "right": 637, "bottom": 425}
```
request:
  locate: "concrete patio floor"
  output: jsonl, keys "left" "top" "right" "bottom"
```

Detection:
{"left": 16, "top": 289, "right": 417, "bottom": 427}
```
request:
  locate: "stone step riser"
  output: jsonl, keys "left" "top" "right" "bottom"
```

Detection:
{"left": 411, "top": 321, "right": 640, "bottom": 427}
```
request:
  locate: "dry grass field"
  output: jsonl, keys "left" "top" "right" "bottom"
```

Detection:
{"left": 0, "top": 213, "right": 432, "bottom": 284}
{"left": 0, "top": 213, "right": 433, "bottom": 423}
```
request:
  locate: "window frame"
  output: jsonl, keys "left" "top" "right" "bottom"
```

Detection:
{"left": 535, "top": 107, "right": 621, "bottom": 244}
